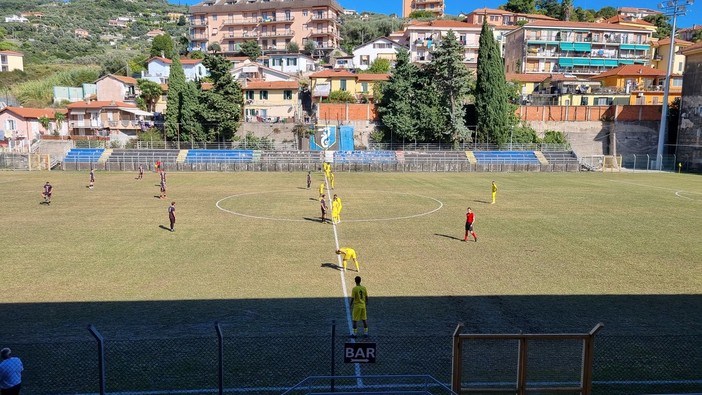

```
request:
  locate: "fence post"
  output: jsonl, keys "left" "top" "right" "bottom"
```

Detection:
{"left": 517, "top": 335, "right": 528, "bottom": 395}
{"left": 582, "top": 323, "right": 604, "bottom": 395}
{"left": 451, "top": 323, "right": 464, "bottom": 393}
{"left": 88, "top": 325, "right": 106, "bottom": 395}
{"left": 330, "top": 320, "right": 336, "bottom": 392}
{"left": 633, "top": 154, "right": 636, "bottom": 171}
{"left": 215, "top": 322, "right": 224, "bottom": 395}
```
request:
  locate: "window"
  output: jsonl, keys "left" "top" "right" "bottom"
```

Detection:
{"left": 303, "top": 9, "right": 308, "bottom": 16}
{"left": 580, "top": 97, "right": 588, "bottom": 106}
{"left": 259, "top": 90, "right": 269, "bottom": 100}
{"left": 6, "top": 119, "right": 16, "bottom": 130}
{"left": 0, "top": 55, "right": 6, "bottom": 63}
{"left": 360, "top": 55, "right": 369, "bottom": 66}
{"left": 678, "top": 62, "right": 683, "bottom": 72}
{"left": 283, "top": 90, "right": 293, "bottom": 100}
{"left": 361, "top": 82, "right": 368, "bottom": 93}
{"left": 286, "top": 58, "right": 297, "bottom": 66}
{"left": 340, "top": 79, "right": 347, "bottom": 91}
{"left": 212, "top": 15, "right": 217, "bottom": 21}
{"left": 672, "top": 78, "right": 682, "bottom": 87}
{"left": 246, "top": 91, "right": 254, "bottom": 100}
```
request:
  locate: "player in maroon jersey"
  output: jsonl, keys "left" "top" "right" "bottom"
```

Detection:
{"left": 320, "top": 194, "right": 328, "bottom": 223}
{"left": 168, "top": 201, "right": 176, "bottom": 232}
{"left": 464, "top": 207, "right": 477, "bottom": 242}
{"left": 41, "top": 182, "right": 53, "bottom": 205}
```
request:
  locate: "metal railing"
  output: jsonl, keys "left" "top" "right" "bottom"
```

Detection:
{"left": 368, "top": 142, "right": 571, "bottom": 152}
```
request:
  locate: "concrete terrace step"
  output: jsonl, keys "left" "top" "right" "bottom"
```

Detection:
{"left": 534, "top": 151, "right": 549, "bottom": 165}
{"left": 98, "top": 149, "right": 113, "bottom": 164}
{"left": 176, "top": 150, "right": 188, "bottom": 164}
{"left": 465, "top": 151, "right": 477, "bottom": 164}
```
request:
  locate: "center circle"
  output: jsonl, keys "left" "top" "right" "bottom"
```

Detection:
{"left": 215, "top": 190, "right": 443, "bottom": 222}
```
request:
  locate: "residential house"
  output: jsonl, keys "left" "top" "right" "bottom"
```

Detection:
{"left": 589, "top": 64, "right": 681, "bottom": 105}
{"left": 678, "top": 24, "right": 702, "bottom": 42}
{"left": 20, "top": 12, "right": 44, "bottom": 19}
{"left": 66, "top": 101, "right": 153, "bottom": 141}
{"left": 142, "top": 57, "right": 209, "bottom": 84}
{"left": 257, "top": 53, "right": 317, "bottom": 74}
{"left": 74, "top": 28, "right": 90, "bottom": 38}
{"left": 405, "top": 20, "right": 482, "bottom": 68}
{"left": 616, "top": 7, "right": 661, "bottom": 20}
{"left": 352, "top": 37, "right": 406, "bottom": 71}
{"left": 603, "top": 15, "right": 657, "bottom": 34}
{"left": 0, "top": 51, "right": 24, "bottom": 72}
{"left": 242, "top": 80, "right": 300, "bottom": 123}
{"left": 95, "top": 74, "right": 139, "bottom": 104}
{"left": 232, "top": 60, "right": 295, "bottom": 84}
{"left": 651, "top": 37, "right": 692, "bottom": 76}
{"left": 108, "top": 18, "right": 129, "bottom": 28}
{"left": 4, "top": 15, "right": 29, "bottom": 23}
{"left": 167, "top": 12, "right": 185, "bottom": 22}
{"left": 188, "top": 0, "right": 343, "bottom": 55}
{"left": 464, "top": 8, "right": 557, "bottom": 26}
{"left": 402, "top": 0, "right": 445, "bottom": 18}
{"left": 504, "top": 21, "right": 654, "bottom": 77}
{"left": 517, "top": 73, "right": 623, "bottom": 106}
{"left": 0, "top": 107, "right": 68, "bottom": 150}
{"left": 677, "top": 41, "right": 702, "bottom": 170}
{"left": 146, "top": 29, "right": 165, "bottom": 38}
{"left": 505, "top": 73, "right": 552, "bottom": 104}
{"left": 309, "top": 69, "right": 389, "bottom": 102}
{"left": 53, "top": 83, "right": 98, "bottom": 104}
{"left": 332, "top": 54, "right": 354, "bottom": 69}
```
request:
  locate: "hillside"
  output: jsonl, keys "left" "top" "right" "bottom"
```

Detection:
{"left": 0, "top": 0, "right": 188, "bottom": 64}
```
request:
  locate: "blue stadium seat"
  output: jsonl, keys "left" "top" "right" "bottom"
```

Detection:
{"left": 333, "top": 151, "right": 397, "bottom": 164}
{"left": 63, "top": 148, "right": 105, "bottom": 163}
{"left": 473, "top": 151, "right": 540, "bottom": 165}
{"left": 184, "top": 150, "right": 255, "bottom": 163}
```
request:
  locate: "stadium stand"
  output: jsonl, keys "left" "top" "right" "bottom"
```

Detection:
{"left": 473, "top": 151, "right": 541, "bottom": 165}
{"left": 63, "top": 148, "right": 105, "bottom": 163}
{"left": 106, "top": 149, "right": 181, "bottom": 166}
{"left": 541, "top": 151, "right": 579, "bottom": 165}
{"left": 402, "top": 151, "right": 470, "bottom": 163}
{"left": 184, "top": 150, "right": 256, "bottom": 164}
{"left": 334, "top": 150, "right": 397, "bottom": 164}
{"left": 260, "top": 151, "right": 323, "bottom": 164}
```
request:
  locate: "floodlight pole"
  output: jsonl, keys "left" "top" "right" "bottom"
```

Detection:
{"left": 655, "top": 0, "right": 693, "bottom": 170}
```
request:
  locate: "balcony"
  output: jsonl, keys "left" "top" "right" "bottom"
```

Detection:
{"left": 190, "top": 34, "right": 208, "bottom": 41}
{"left": 222, "top": 18, "right": 260, "bottom": 26}
{"left": 414, "top": 0, "right": 444, "bottom": 4}
{"left": 191, "top": 20, "right": 207, "bottom": 27}
{"left": 310, "top": 13, "right": 338, "bottom": 21}
{"left": 260, "top": 30, "right": 295, "bottom": 38}
{"left": 460, "top": 40, "right": 479, "bottom": 48}
{"left": 308, "top": 29, "right": 335, "bottom": 37}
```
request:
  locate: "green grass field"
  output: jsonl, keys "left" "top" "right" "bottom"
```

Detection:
{"left": 1, "top": 170, "right": 700, "bottom": 394}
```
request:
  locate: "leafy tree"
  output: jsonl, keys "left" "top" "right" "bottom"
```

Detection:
{"left": 475, "top": 20, "right": 513, "bottom": 146}
{"left": 198, "top": 54, "right": 243, "bottom": 141}
{"left": 561, "top": 0, "right": 573, "bottom": 21}
{"left": 376, "top": 48, "right": 418, "bottom": 144}
{"left": 644, "top": 14, "right": 672, "bottom": 39}
{"left": 189, "top": 51, "right": 205, "bottom": 59}
{"left": 287, "top": 41, "right": 300, "bottom": 53}
{"left": 240, "top": 40, "right": 261, "bottom": 60}
{"left": 207, "top": 42, "right": 221, "bottom": 54}
{"left": 328, "top": 90, "right": 356, "bottom": 103}
{"left": 165, "top": 57, "right": 202, "bottom": 142}
{"left": 692, "top": 29, "right": 702, "bottom": 42}
{"left": 536, "top": 0, "right": 563, "bottom": 19}
{"left": 596, "top": 6, "right": 617, "bottom": 19}
{"left": 177, "top": 15, "right": 187, "bottom": 26}
{"left": 413, "top": 69, "right": 446, "bottom": 142}
{"left": 304, "top": 41, "right": 316, "bottom": 54}
{"left": 541, "top": 130, "right": 567, "bottom": 144}
{"left": 128, "top": 54, "right": 149, "bottom": 74}
{"left": 100, "top": 52, "right": 130, "bottom": 76}
{"left": 39, "top": 115, "right": 51, "bottom": 132}
{"left": 54, "top": 111, "right": 65, "bottom": 131}
{"left": 151, "top": 34, "right": 175, "bottom": 59}
{"left": 408, "top": 10, "right": 435, "bottom": 18}
{"left": 365, "top": 58, "right": 391, "bottom": 74}
{"left": 137, "top": 79, "right": 162, "bottom": 112}
{"left": 427, "top": 30, "right": 472, "bottom": 144}
{"left": 571, "top": 7, "right": 596, "bottom": 22}
{"left": 504, "top": 0, "right": 536, "bottom": 14}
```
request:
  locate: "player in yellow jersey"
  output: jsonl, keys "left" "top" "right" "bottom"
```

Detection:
{"left": 491, "top": 181, "right": 498, "bottom": 204}
{"left": 332, "top": 194, "right": 342, "bottom": 223}
{"left": 349, "top": 276, "right": 368, "bottom": 337}
{"left": 319, "top": 182, "right": 325, "bottom": 199}
{"left": 336, "top": 247, "right": 359, "bottom": 272}
{"left": 330, "top": 172, "right": 335, "bottom": 189}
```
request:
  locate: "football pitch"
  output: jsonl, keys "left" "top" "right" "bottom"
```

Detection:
{"left": 1, "top": 170, "right": 701, "bottom": 394}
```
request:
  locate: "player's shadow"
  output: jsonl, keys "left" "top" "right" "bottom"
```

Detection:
{"left": 309, "top": 197, "right": 318, "bottom": 201}
{"left": 158, "top": 225, "right": 171, "bottom": 231}
{"left": 434, "top": 233, "right": 463, "bottom": 241}
{"left": 39, "top": 201, "right": 50, "bottom": 205}
{"left": 303, "top": 217, "right": 327, "bottom": 223}
{"left": 321, "top": 262, "right": 342, "bottom": 271}
{"left": 297, "top": 187, "right": 309, "bottom": 190}
{"left": 154, "top": 195, "right": 162, "bottom": 199}
{"left": 472, "top": 200, "right": 492, "bottom": 204}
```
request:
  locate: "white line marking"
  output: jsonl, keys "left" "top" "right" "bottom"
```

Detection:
{"left": 216, "top": 191, "right": 443, "bottom": 222}
{"left": 609, "top": 180, "right": 702, "bottom": 200}
{"left": 324, "top": 174, "right": 364, "bottom": 388}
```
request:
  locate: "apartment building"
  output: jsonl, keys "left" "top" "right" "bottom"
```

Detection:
{"left": 677, "top": 41, "right": 702, "bottom": 171}
{"left": 504, "top": 21, "right": 653, "bottom": 77}
{"left": 0, "top": 51, "right": 24, "bottom": 72}
{"left": 616, "top": 7, "right": 661, "bottom": 20}
{"left": 188, "top": 0, "right": 343, "bottom": 55}
{"left": 402, "top": 0, "right": 445, "bottom": 18}
{"left": 404, "top": 21, "right": 482, "bottom": 67}
{"left": 651, "top": 37, "right": 692, "bottom": 76}
{"left": 465, "top": 8, "right": 557, "bottom": 26}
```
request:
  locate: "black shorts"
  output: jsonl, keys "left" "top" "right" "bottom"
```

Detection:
{"left": 465, "top": 222, "right": 474, "bottom": 231}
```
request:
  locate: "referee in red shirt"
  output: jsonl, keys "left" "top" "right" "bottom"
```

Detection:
{"left": 464, "top": 207, "right": 477, "bottom": 242}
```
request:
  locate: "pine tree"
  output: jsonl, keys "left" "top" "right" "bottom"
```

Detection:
{"left": 199, "top": 54, "right": 244, "bottom": 141}
{"left": 428, "top": 30, "right": 472, "bottom": 144}
{"left": 376, "top": 48, "right": 419, "bottom": 144}
{"left": 414, "top": 68, "right": 445, "bottom": 143}
{"left": 475, "top": 21, "right": 511, "bottom": 146}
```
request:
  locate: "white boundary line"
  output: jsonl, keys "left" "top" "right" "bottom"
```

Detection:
{"left": 324, "top": 174, "right": 364, "bottom": 388}
{"left": 609, "top": 180, "right": 702, "bottom": 201}
{"left": 215, "top": 191, "right": 444, "bottom": 222}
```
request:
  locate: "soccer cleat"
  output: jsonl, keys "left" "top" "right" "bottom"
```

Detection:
{"left": 363, "top": 333, "right": 369, "bottom": 338}
{"left": 349, "top": 333, "right": 357, "bottom": 338}
{"left": 475, "top": 237, "right": 478, "bottom": 242}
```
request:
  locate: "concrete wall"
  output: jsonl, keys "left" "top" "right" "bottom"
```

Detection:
{"left": 678, "top": 51, "right": 702, "bottom": 171}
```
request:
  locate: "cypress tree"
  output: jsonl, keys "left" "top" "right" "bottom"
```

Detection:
{"left": 475, "top": 20, "right": 511, "bottom": 146}
{"left": 164, "top": 57, "right": 185, "bottom": 141}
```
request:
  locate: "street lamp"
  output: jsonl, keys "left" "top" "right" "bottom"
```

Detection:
{"left": 655, "top": 0, "right": 694, "bottom": 170}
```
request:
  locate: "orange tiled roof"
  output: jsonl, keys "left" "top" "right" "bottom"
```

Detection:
{"left": 147, "top": 56, "right": 203, "bottom": 65}
{"left": 0, "top": 50, "right": 24, "bottom": 56}
{"left": 524, "top": 20, "right": 650, "bottom": 32}
{"left": 1, "top": 107, "right": 66, "bottom": 119}
{"left": 356, "top": 74, "right": 391, "bottom": 81}
{"left": 590, "top": 65, "right": 666, "bottom": 79}
{"left": 410, "top": 20, "right": 482, "bottom": 29}
{"left": 654, "top": 37, "right": 694, "bottom": 46}
{"left": 310, "top": 69, "right": 356, "bottom": 78}
{"left": 111, "top": 75, "right": 137, "bottom": 85}
{"left": 505, "top": 73, "right": 551, "bottom": 83}
{"left": 245, "top": 81, "right": 299, "bottom": 89}
{"left": 67, "top": 101, "right": 136, "bottom": 109}
{"left": 681, "top": 40, "right": 702, "bottom": 55}
{"left": 604, "top": 15, "right": 654, "bottom": 26}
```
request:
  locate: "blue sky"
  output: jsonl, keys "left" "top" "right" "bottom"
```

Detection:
{"left": 178, "top": 0, "right": 698, "bottom": 28}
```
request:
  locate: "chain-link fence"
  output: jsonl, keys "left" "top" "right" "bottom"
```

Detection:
{"left": 5, "top": 323, "right": 701, "bottom": 395}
